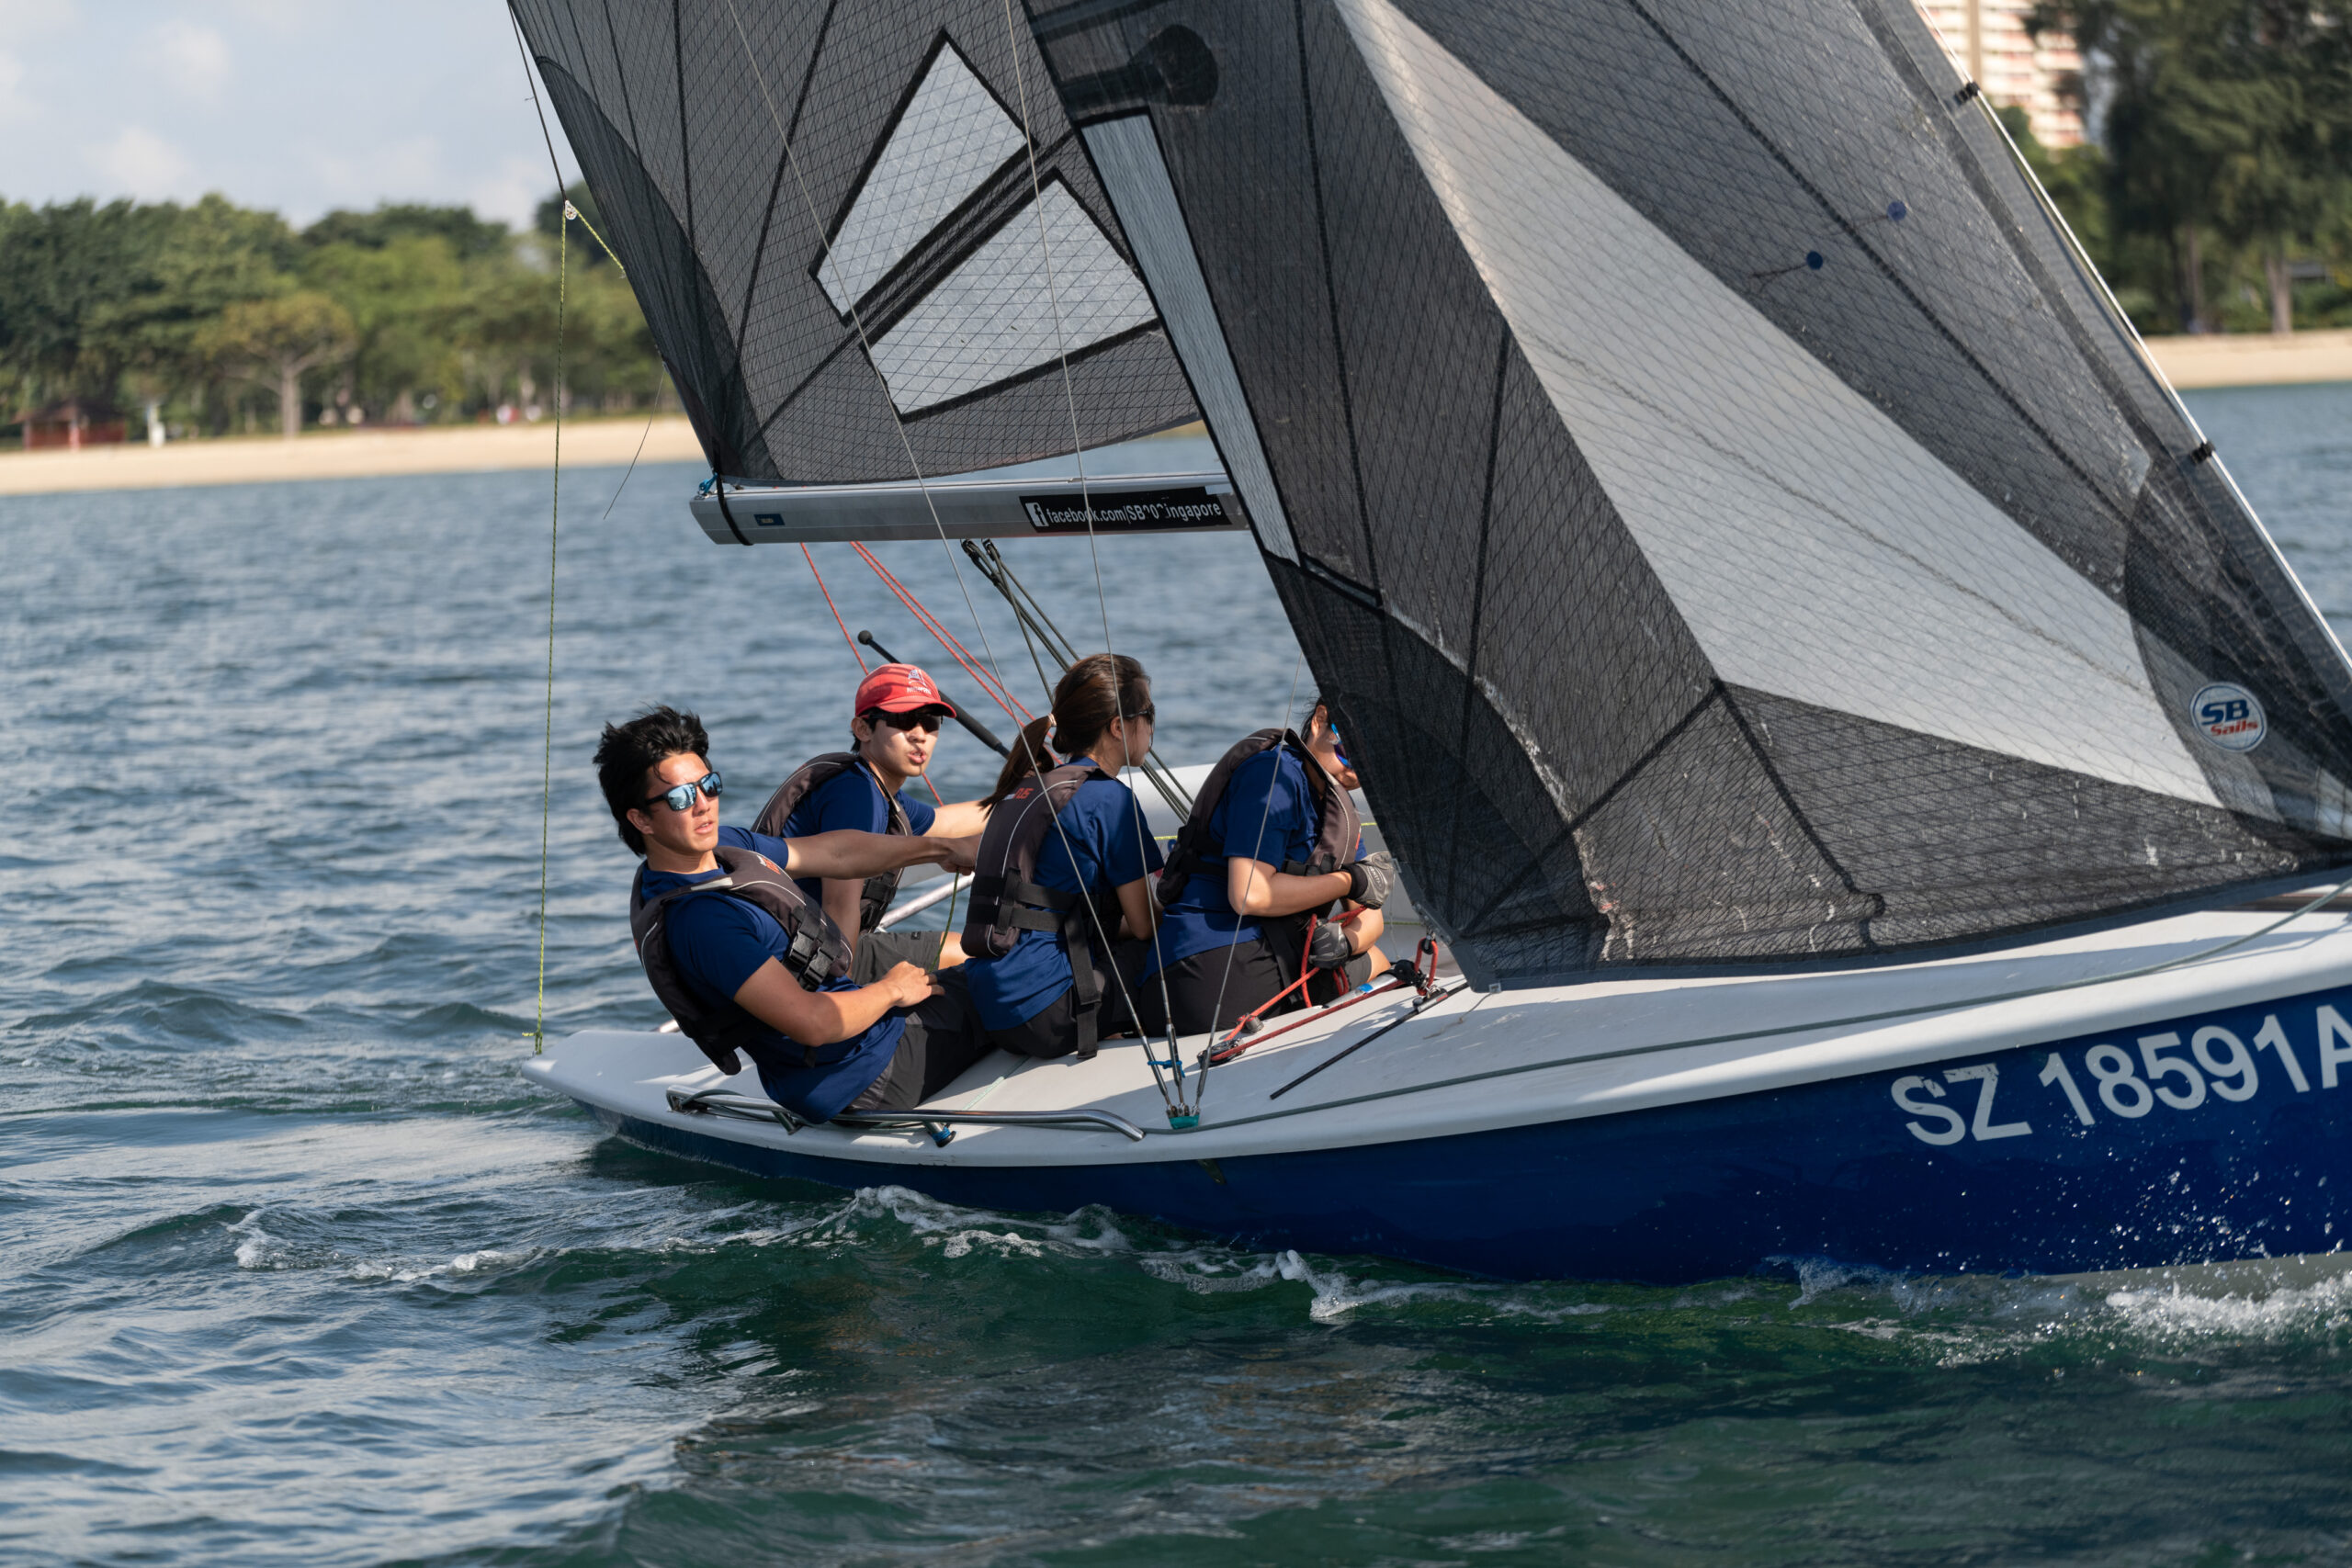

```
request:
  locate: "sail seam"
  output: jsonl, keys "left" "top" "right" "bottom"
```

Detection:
{"left": 1440, "top": 333, "right": 1513, "bottom": 912}
{"left": 1453, "top": 682, "right": 1725, "bottom": 937}
{"left": 591, "top": 0, "right": 641, "bottom": 149}
{"left": 732, "top": 0, "right": 842, "bottom": 372}
{"left": 1295, "top": 0, "right": 1381, "bottom": 593}
{"left": 1716, "top": 686, "right": 1881, "bottom": 951}
{"left": 1612, "top": 0, "right": 2132, "bottom": 545}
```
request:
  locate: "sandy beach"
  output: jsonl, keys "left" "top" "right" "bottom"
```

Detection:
{"left": 2143, "top": 328, "right": 2352, "bottom": 389}
{"left": 0, "top": 415, "right": 706, "bottom": 498}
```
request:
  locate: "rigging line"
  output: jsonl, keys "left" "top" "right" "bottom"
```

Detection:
{"left": 971, "top": 540, "right": 1192, "bottom": 815}
{"left": 1198, "top": 655, "right": 1310, "bottom": 1092}
{"left": 717, "top": 0, "right": 1185, "bottom": 1116}
{"left": 511, "top": 4, "right": 570, "bottom": 1055}
{"left": 802, "top": 544, "right": 868, "bottom": 673}
{"left": 848, "top": 542, "right": 1032, "bottom": 720}
{"left": 852, "top": 544, "right": 1028, "bottom": 716}
{"left": 999, "top": 0, "right": 1191, "bottom": 1096}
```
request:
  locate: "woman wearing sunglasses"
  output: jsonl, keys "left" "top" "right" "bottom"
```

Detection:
{"left": 755, "top": 663, "right": 991, "bottom": 976}
{"left": 1134, "top": 697, "right": 1393, "bottom": 1038}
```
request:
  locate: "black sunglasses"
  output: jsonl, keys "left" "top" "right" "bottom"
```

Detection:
{"left": 865, "top": 708, "right": 945, "bottom": 734}
{"left": 642, "top": 770, "right": 722, "bottom": 813}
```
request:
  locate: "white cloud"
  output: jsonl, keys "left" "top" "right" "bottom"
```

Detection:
{"left": 85, "top": 124, "right": 194, "bottom": 199}
{"left": 466, "top": 154, "right": 550, "bottom": 231}
{"left": 142, "top": 19, "right": 232, "bottom": 105}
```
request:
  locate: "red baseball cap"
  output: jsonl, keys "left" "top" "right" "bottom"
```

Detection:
{"left": 854, "top": 662, "right": 956, "bottom": 718}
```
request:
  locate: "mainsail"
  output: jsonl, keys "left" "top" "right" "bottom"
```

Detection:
{"left": 1022, "top": 0, "right": 2352, "bottom": 983}
{"left": 507, "top": 0, "right": 1200, "bottom": 484}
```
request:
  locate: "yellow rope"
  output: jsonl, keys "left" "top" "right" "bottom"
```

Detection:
{"left": 533, "top": 210, "right": 566, "bottom": 1054}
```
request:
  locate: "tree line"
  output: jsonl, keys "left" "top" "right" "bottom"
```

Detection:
{"left": 0, "top": 184, "right": 665, "bottom": 442}
{"left": 2029, "top": 0, "right": 2352, "bottom": 333}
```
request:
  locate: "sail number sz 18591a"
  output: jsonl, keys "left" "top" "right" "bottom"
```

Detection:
{"left": 1890, "top": 1002, "right": 2352, "bottom": 1146}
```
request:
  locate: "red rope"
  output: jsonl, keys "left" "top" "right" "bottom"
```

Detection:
{"left": 802, "top": 544, "right": 867, "bottom": 673}
{"left": 849, "top": 542, "right": 1032, "bottom": 722}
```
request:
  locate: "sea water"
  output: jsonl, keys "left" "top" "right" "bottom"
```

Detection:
{"left": 6, "top": 384, "right": 2352, "bottom": 1565}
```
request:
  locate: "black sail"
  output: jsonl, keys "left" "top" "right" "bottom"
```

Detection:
{"left": 1024, "top": 0, "right": 2352, "bottom": 984}
{"left": 508, "top": 0, "right": 1201, "bottom": 484}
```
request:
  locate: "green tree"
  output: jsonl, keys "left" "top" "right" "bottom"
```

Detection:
{"left": 303, "top": 232, "right": 467, "bottom": 422}
{"left": 303, "top": 203, "right": 510, "bottom": 262}
{"left": 201, "top": 291, "right": 356, "bottom": 438}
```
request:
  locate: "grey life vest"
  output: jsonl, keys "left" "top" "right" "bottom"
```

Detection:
{"left": 752, "top": 752, "right": 909, "bottom": 933}
{"left": 962, "top": 761, "right": 1125, "bottom": 1058}
{"left": 629, "top": 843, "right": 854, "bottom": 1077}
{"left": 1156, "top": 728, "right": 1361, "bottom": 908}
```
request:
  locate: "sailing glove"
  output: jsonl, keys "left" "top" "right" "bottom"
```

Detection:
{"left": 1344, "top": 850, "right": 1396, "bottom": 909}
{"left": 1308, "top": 919, "right": 1354, "bottom": 971}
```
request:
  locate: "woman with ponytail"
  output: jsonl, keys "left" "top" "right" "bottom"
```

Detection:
{"left": 961, "top": 654, "right": 1163, "bottom": 1059}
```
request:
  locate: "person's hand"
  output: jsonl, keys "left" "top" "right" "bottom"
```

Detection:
{"left": 876, "top": 962, "right": 939, "bottom": 1008}
{"left": 933, "top": 834, "right": 980, "bottom": 873}
{"left": 1344, "top": 851, "right": 1395, "bottom": 909}
{"left": 1307, "top": 919, "right": 1353, "bottom": 971}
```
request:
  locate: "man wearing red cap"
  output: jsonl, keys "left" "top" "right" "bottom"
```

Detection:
{"left": 754, "top": 663, "right": 992, "bottom": 976}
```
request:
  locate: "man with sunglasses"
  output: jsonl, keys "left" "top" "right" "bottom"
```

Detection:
{"left": 597, "top": 705, "right": 989, "bottom": 1125}
{"left": 755, "top": 663, "right": 992, "bottom": 975}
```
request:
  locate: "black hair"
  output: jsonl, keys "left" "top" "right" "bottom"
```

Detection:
{"left": 594, "top": 704, "right": 709, "bottom": 856}
{"left": 984, "top": 653, "right": 1150, "bottom": 807}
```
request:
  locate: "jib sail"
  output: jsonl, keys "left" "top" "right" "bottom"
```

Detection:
{"left": 508, "top": 0, "right": 1202, "bottom": 490}
{"left": 1024, "top": 0, "right": 2352, "bottom": 984}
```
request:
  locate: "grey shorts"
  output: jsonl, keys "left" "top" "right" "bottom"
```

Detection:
{"left": 851, "top": 929, "right": 955, "bottom": 983}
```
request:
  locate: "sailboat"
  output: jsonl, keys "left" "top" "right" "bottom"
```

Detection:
{"left": 510, "top": 0, "right": 2352, "bottom": 1283}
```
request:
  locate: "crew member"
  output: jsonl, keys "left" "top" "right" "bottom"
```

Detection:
{"left": 961, "top": 654, "right": 1162, "bottom": 1059}
{"left": 755, "top": 662, "right": 989, "bottom": 973}
{"left": 1136, "top": 698, "right": 1394, "bottom": 1037}
{"left": 597, "top": 704, "right": 989, "bottom": 1123}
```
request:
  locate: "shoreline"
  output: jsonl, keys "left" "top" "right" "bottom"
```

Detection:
{"left": 0, "top": 333, "right": 2338, "bottom": 502}
{"left": 2143, "top": 329, "right": 2352, "bottom": 390}
{"left": 0, "top": 416, "right": 707, "bottom": 499}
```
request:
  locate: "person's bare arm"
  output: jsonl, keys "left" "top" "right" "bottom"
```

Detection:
{"left": 732, "top": 957, "right": 935, "bottom": 1044}
{"left": 821, "top": 877, "right": 865, "bottom": 950}
{"left": 1227, "top": 856, "right": 1351, "bottom": 919}
{"left": 923, "top": 798, "right": 992, "bottom": 837}
{"left": 1114, "top": 876, "right": 1156, "bottom": 941}
{"left": 782, "top": 829, "right": 973, "bottom": 881}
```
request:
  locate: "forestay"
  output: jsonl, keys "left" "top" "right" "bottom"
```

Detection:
{"left": 1023, "top": 0, "right": 2352, "bottom": 986}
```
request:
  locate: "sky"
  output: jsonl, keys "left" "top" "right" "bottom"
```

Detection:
{"left": 0, "top": 1, "right": 580, "bottom": 231}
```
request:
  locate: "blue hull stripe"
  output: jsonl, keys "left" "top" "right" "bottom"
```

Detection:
{"left": 593, "top": 982, "right": 2352, "bottom": 1282}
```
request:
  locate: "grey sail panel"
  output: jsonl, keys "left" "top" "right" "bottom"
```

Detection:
{"left": 1028, "top": 0, "right": 2352, "bottom": 983}
{"left": 510, "top": 0, "right": 1201, "bottom": 485}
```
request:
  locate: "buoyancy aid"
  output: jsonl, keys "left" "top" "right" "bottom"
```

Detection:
{"left": 961, "top": 761, "right": 1126, "bottom": 1058}
{"left": 1156, "top": 729, "right": 1361, "bottom": 908}
{"left": 629, "top": 843, "right": 856, "bottom": 1077}
{"left": 752, "top": 752, "right": 908, "bottom": 932}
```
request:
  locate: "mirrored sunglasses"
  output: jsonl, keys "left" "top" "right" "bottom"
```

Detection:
{"left": 644, "top": 770, "right": 722, "bottom": 813}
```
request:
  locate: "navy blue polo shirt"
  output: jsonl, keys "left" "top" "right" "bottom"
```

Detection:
{"left": 964, "top": 762, "right": 1162, "bottom": 1031}
{"left": 779, "top": 761, "right": 938, "bottom": 902}
{"left": 1140, "top": 746, "right": 1357, "bottom": 977}
{"left": 642, "top": 825, "right": 899, "bottom": 1120}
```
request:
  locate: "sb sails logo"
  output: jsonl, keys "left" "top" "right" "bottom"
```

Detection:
{"left": 2190, "top": 682, "right": 2266, "bottom": 752}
